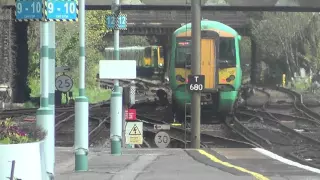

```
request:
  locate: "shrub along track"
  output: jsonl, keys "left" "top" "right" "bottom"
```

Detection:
{"left": 227, "top": 86, "right": 320, "bottom": 169}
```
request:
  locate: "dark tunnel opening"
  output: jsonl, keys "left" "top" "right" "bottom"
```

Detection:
{"left": 13, "top": 21, "right": 30, "bottom": 103}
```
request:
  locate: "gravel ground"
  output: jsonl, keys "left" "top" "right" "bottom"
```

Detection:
{"left": 201, "top": 123, "right": 246, "bottom": 142}
{"left": 246, "top": 88, "right": 320, "bottom": 114}
{"left": 265, "top": 88, "right": 293, "bottom": 104}
{"left": 245, "top": 90, "right": 268, "bottom": 106}
{"left": 301, "top": 92, "right": 320, "bottom": 115}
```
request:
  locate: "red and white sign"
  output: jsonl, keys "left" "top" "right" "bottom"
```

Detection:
{"left": 125, "top": 109, "right": 137, "bottom": 121}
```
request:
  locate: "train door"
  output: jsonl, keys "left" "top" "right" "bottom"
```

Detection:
{"left": 144, "top": 47, "right": 152, "bottom": 67}
{"left": 200, "top": 39, "right": 217, "bottom": 89}
{"left": 152, "top": 47, "right": 158, "bottom": 68}
{"left": 158, "top": 47, "right": 165, "bottom": 67}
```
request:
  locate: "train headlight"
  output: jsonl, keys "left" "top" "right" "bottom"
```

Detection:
{"left": 226, "top": 75, "right": 235, "bottom": 82}
{"left": 176, "top": 75, "right": 185, "bottom": 82}
{"left": 159, "top": 63, "right": 163, "bottom": 67}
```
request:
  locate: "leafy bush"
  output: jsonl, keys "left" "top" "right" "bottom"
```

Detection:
{"left": 0, "top": 119, "right": 46, "bottom": 144}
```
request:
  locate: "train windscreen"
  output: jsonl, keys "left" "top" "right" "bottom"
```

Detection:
{"left": 219, "top": 37, "right": 236, "bottom": 67}
{"left": 175, "top": 38, "right": 192, "bottom": 68}
{"left": 176, "top": 37, "right": 236, "bottom": 67}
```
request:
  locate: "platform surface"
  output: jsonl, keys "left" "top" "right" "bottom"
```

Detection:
{"left": 55, "top": 147, "right": 320, "bottom": 180}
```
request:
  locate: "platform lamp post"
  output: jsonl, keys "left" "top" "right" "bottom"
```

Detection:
{"left": 191, "top": 0, "right": 201, "bottom": 148}
{"left": 110, "top": 0, "right": 123, "bottom": 155}
{"left": 74, "top": 0, "right": 89, "bottom": 171}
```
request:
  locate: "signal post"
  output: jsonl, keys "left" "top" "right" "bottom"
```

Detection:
{"left": 190, "top": 0, "right": 202, "bottom": 148}
{"left": 104, "top": 0, "right": 130, "bottom": 155}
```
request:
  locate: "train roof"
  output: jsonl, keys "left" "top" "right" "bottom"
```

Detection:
{"left": 173, "top": 20, "right": 238, "bottom": 37}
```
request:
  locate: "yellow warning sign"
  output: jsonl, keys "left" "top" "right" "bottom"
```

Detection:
{"left": 129, "top": 124, "right": 141, "bottom": 135}
{"left": 125, "top": 122, "right": 143, "bottom": 145}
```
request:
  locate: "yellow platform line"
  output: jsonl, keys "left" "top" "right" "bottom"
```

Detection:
{"left": 197, "top": 149, "right": 270, "bottom": 180}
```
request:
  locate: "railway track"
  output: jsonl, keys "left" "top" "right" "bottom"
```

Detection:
{"left": 0, "top": 101, "right": 110, "bottom": 118}
{"left": 228, "top": 86, "right": 320, "bottom": 169}
{"left": 53, "top": 77, "right": 168, "bottom": 147}
{"left": 100, "top": 78, "right": 172, "bottom": 103}
{"left": 228, "top": 110, "right": 320, "bottom": 169}
{"left": 55, "top": 103, "right": 110, "bottom": 147}
{"left": 6, "top": 76, "right": 166, "bottom": 148}
{"left": 135, "top": 112, "right": 254, "bottom": 149}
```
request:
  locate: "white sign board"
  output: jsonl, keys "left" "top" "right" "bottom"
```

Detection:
{"left": 55, "top": 75, "right": 73, "bottom": 92}
{"left": 99, "top": 60, "right": 136, "bottom": 79}
{"left": 154, "top": 131, "right": 170, "bottom": 148}
{"left": 125, "top": 121, "right": 143, "bottom": 145}
{"left": 56, "top": 66, "right": 71, "bottom": 73}
{"left": 300, "top": 68, "right": 306, "bottom": 78}
{"left": 154, "top": 124, "right": 170, "bottom": 130}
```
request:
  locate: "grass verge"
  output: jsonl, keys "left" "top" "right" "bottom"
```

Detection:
{"left": 26, "top": 78, "right": 111, "bottom": 106}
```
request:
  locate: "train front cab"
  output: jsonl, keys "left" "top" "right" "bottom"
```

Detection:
{"left": 155, "top": 46, "right": 165, "bottom": 75}
{"left": 217, "top": 35, "right": 242, "bottom": 116}
{"left": 138, "top": 46, "right": 155, "bottom": 77}
{"left": 171, "top": 30, "right": 241, "bottom": 122}
{"left": 171, "top": 30, "right": 219, "bottom": 122}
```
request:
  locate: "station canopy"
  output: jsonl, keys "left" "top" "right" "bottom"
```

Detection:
{"left": 4, "top": 0, "right": 320, "bottom": 10}
{"left": 91, "top": 0, "right": 320, "bottom": 8}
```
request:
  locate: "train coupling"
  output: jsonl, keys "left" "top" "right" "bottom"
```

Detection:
{"left": 156, "top": 89, "right": 170, "bottom": 106}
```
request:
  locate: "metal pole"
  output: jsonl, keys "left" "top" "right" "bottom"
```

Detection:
{"left": 74, "top": 0, "right": 89, "bottom": 171}
{"left": 110, "top": 0, "right": 123, "bottom": 155}
{"left": 191, "top": 0, "right": 201, "bottom": 148}
{"left": 36, "top": 21, "right": 54, "bottom": 179}
{"left": 122, "top": 105, "right": 126, "bottom": 148}
{"left": 48, "top": 22, "right": 56, "bottom": 169}
{"left": 9, "top": 160, "right": 15, "bottom": 180}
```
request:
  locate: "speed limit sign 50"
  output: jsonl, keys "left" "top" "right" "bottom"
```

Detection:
{"left": 55, "top": 75, "right": 73, "bottom": 92}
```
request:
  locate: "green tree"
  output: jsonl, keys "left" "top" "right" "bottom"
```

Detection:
{"left": 250, "top": 12, "right": 314, "bottom": 77}
{"left": 27, "top": 10, "right": 149, "bottom": 98}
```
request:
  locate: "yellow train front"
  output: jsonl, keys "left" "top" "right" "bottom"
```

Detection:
{"left": 104, "top": 46, "right": 165, "bottom": 79}
{"left": 169, "top": 20, "right": 243, "bottom": 123}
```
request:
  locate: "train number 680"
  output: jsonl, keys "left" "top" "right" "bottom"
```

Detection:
{"left": 189, "top": 84, "right": 203, "bottom": 91}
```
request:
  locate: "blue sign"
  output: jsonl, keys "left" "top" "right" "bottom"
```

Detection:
{"left": 106, "top": 14, "right": 127, "bottom": 30}
{"left": 15, "top": 0, "right": 44, "bottom": 21}
{"left": 45, "top": 0, "right": 78, "bottom": 21}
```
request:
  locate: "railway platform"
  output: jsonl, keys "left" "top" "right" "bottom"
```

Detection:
{"left": 55, "top": 147, "right": 320, "bottom": 180}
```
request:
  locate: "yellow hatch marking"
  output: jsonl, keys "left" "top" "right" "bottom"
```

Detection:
{"left": 171, "top": 123, "right": 182, "bottom": 126}
{"left": 197, "top": 149, "right": 270, "bottom": 180}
